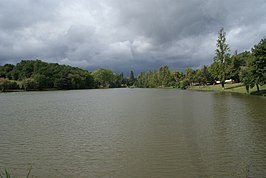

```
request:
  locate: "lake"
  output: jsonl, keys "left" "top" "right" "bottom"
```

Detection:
{"left": 0, "top": 89, "right": 266, "bottom": 178}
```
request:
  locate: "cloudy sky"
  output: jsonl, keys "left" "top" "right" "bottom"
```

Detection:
{"left": 0, "top": 0, "right": 265, "bottom": 74}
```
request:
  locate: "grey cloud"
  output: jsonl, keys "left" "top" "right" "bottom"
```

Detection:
{"left": 0, "top": 0, "right": 60, "bottom": 31}
{"left": 0, "top": 0, "right": 265, "bottom": 74}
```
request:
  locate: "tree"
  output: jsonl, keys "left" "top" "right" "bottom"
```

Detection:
{"left": 208, "top": 62, "right": 219, "bottom": 83}
{"left": 136, "top": 71, "right": 147, "bottom": 88}
{"left": 201, "top": 66, "right": 211, "bottom": 85}
{"left": 158, "top": 66, "right": 171, "bottom": 87}
{"left": 110, "top": 73, "right": 123, "bottom": 88}
{"left": 20, "top": 78, "right": 38, "bottom": 91}
{"left": 32, "top": 74, "right": 47, "bottom": 90}
{"left": 92, "top": 68, "right": 114, "bottom": 88}
{"left": 146, "top": 70, "right": 156, "bottom": 88}
{"left": 152, "top": 69, "right": 159, "bottom": 87}
{"left": 178, "top": 79, "right": 190, "bottom": 89}
{"left": 185, "top": 68, "right": 193, "bottom": 86}
{"left": 240, "top": 66, "right": 254, "bottom": 94}
{"left": 129, "top": 70, "right": 135, "bottom": 86}
{"left": 0, "top": 78, "right": 18, "bottom": 91}
{"left": 0, "top": 64, "right": 14, "bottom": 79}
{"left": 251, "top": 38, "right": 266, "bottom": 92}
{"left": 226, "top": 51, "right": 248, "bottom": 82}
{"left": 0, "top": 78, "right": 7, "bottom": 91}
{"left": 171, "top": 70, "right": 184, "bottom": 86}
{"left": 214, "top": 28, "right": 230, "bottom": 89}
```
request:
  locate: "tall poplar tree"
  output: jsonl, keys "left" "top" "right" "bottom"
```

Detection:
{"left": 214, "top": 28, "right": 230, "bottom": 89}
{"left": 129, "top": 70, "right": 135, "bottom": 86}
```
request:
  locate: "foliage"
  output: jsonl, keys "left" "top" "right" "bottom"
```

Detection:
{"left": 208, "top": 62, "right": 219, "bottom": 81}
{"left": 239, "top": 54, "right": 255, "bottom": 93}
{"left": 213, "top": 28, "right": 230, "bottom": 89}
{"left": 185, "top": 68, "right": 194, "bottom": 86}
{"left": 0, "top": 64, "right": 14, "bottom": 78}
{"left": 158, "top": 66, "right": 171, "bottom": 87}
{"left": 20, "top": 78, "right": 38, "bottom": 91}
{"left": 129, "top": 70, "right": 135, "bottom": 86}
{"left": 135, "top": 71, "right": 147, "bottom": 88}
{"left": 92, "top": 68, "right": 114, "bottom": 88}
{"left": 240, "top": 66, "right": 254, "bottom": 93}
{"left": 171, "top": 70, "right": 184, "bottom": 84}
{"left": 1, "top": 60, "right": 95, "bottom": 90}
{"left": 110, "top": 73, "right": 123, "bottom": 88}
{"left": 178, "top": 79, "right": 190, "bottom": 89}
{"left": 226, "top": 51, "right": 248, "bottom": 82}
{"left": 135, "top": 66, "right": 173, "bottom": 88}
{"left": 251, "top": 37, "right": 266, "bottom": 92}
{"left": 0, "top": 78, "right": 19, "bottom": 91}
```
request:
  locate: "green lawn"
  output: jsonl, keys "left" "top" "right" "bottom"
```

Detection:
{"left": 188, "top": 83, "right": 266, "bottom": 96}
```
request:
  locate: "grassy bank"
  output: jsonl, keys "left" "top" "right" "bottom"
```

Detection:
{"left": 188, "top": 83, "right": 266, "bottom": 96}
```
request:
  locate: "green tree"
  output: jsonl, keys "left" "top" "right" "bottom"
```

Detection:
{"left": 20, "top": 78, "right": 38, "bottom": 91}
{"left": 0, "top": 78, "right": 10, "bottom": 91}
{"left": 251, "top": 38, "right": 266, "bottom": 92}
{"left": 0, "top": 78, "right": 19, "bottom": 91}
{"left": 129, "top": 70, "right": 135, "bottom": 86}
{"left": 178, "top": 79, "right": 190, "bottom": 89}
{"left": 185, "top": 68, "right": 193, "bottom": 86}
{"left": 171, "top": 70, "right": 184, "bottom": 86}
{"left": 226, "top": 51, "right": 247, "bottom": 82}
{"left": 240, "top": 66, "right": 254, "bottom": 94}
{"left": 208, "top": 62, "right": 219, "bottom": 83}
{"left": 146, "top": 70, "right": 155, "bottom": 88}
{"left": 110, "top": 73, "right": 123, "bottom": 88}
{"left": 0, "top": 64, "right": 14, "bottom": 79}
{"left": 201, "top": 66, "right": 211, "bottom": 85}
{"left": 92, "top": 68, "right": 114, "bottom": 88}
{"left": 136, "top": 71, "right": 146, "bottom": 88}
{"left": 214, "top": 28, "right": 230, "bottom": 89}
{"left": 32, "top": 74, "right": 47, "bottom": 90}
{"left": 158, "top": 66, "right": 171, "bottom": 87}
{"left": 0, "top": 66, "right": 4, "bottom": 78}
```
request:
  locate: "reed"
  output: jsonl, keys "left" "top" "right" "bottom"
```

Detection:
{"left": 0, "top": 166, "right": 31, "bottom": 178}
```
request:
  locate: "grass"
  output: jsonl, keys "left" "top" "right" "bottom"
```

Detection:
{"left": 0, "top": 166, "right": 31, "bottom": 178}
{"left": 188, "top": 83, "right": 266, "bottom": 96}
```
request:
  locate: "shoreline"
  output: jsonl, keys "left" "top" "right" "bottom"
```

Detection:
{"left": 188, "top": 83, "right": 266, "bottom": 97}
{"left": 1, "top": 84, "right": 266, "bottom": 97}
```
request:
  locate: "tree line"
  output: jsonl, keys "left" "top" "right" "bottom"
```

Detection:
{"left": 0, "top": 60, "right": 131, "bottom": 91}
{"left": 0, "top": 28, "right": 265, "bottom": 93}
{"left": 135, "top": 28, "right": 266, "bottom": 93}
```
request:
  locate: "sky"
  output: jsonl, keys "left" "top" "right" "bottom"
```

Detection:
{"left": 0, "top": 0, "right": 266, "bottom": 74}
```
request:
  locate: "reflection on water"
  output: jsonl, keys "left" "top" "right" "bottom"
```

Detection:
{"left": 0, "top": 89, "right": 266, "bottom": 178}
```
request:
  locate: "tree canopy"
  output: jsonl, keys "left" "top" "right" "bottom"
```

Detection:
{"left": 213, "top": 28, "right": 230, "bottom": 89}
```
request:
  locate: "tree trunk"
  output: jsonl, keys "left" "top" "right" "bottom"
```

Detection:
{"left": 246, "top": 85, "right": 249, "bottom": 94}
{"left": 256, "top": 84, "right": 260, "bottom": 92}
{"left": 221, "top": 82, "right": 225, "bottom": 90}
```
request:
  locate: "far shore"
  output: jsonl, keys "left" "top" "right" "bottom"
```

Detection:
{"left": 188, "top": 83, "right": 266, "bottom": 96}
{"left": 1, "top": 83, "right": 266, "bottom": 97}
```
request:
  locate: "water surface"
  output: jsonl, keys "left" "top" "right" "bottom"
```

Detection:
{"left": 0, "top": 89, "right": 266, "bottom": 177}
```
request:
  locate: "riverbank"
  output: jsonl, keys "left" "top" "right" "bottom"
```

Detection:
{"left": 0, "top": 88, "right": 65, "bottom": 92}
{"left": 188, "top": 83, "right": 266, "bottom": 96}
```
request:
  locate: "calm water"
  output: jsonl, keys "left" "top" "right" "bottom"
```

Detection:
{"left": 0, "top": 89, "right": 266, "bottom": 178}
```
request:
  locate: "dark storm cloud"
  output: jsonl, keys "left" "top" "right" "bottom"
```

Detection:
{"left": 0, "top": 0, "right": 265, "bottom": 73}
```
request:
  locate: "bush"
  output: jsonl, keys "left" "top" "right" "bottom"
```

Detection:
{"left": 0, "top": 78, "right": 19, "bottom": 91}
{"left": 178, "top": 79, "right": 190, "bottom": 89}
